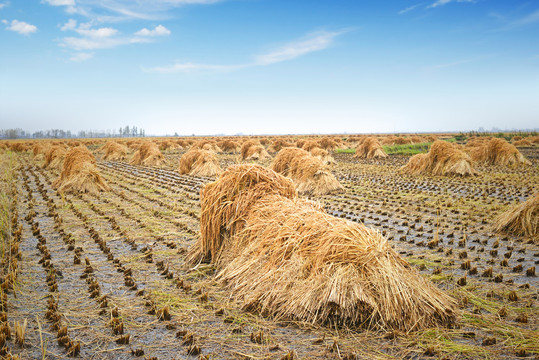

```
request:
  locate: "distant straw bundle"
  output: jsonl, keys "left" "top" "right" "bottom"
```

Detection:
{"left": 191, "top": 140, "right": 221, "bottom": 153}
{"left": 130, "top": 141, "right": 165, "bottom": 166}
{"left": 43, "top": 145, "right": 67, "bottom": 169}
{"left": 103, "top": 141, "right": 128, "bottom": 161}
{"left": 318, "top": 137, "right": 339, "bottom": 151}
{"left": 188, "top": 164, "right": 456, "bottom": 330}
{"left": 268, "top": 139, "right": 292, "bottom": 153}
{"left": 52, "top": 146, "right": 109, "bottom": 194}
{"left": 513, "top": 139, "right": 532, "bottom": 147}
{"left": 301, "top": 140, "right": 320, "bottom": 152}
{"left": 272, "top": 147, "right": 343, "bottom": 195}
{"left": 493, "top": 192, "right": 538, "bottom": 243}
{"left": 159, "top": 140, "right": 182, "bottom": 151}
{"left": 309, "top": 147, "right": 336, "bottom": 165}
{"left": 178, "top": 149, "right": 222, "bottom": 177}
{"left": 32, "top": 143, "right": 48, "bottom": 160}
{"left": 468, "top": 138, "right": 531, "bottom": 166}
{"left": 401, "top": 141, "right": 475, "bottom": 176}
{"left": 354, "top": 137, "right": 388, "bottom": 159}
{"left": 217, "top": 140, "right": 240, "bottom": 153}
{"left": 241, "top": 140, "right": 270, "bottom": 160}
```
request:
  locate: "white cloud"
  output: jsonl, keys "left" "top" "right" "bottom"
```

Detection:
{"left": 427, "top": 0, "right": 474, "bottom": 9}
{"left": 135, "top": 25, "right": 171, "bottom": 37}
{"left": 513, "top": 9, "right": 539, "bottom": 26}
{"left": 43, "top": 0, "right": 75, "bottom": 6}
{"left": 399, "top": 3, "right": 423, "bottom": 15}
{"left": 5, "top": 19, "right": 38, "bottom": 35}
{"left": 0, "top": 3, "right": 7, "bottom": 10}
{"left": 255, "top": 31, "right": 342, "bottom": 65}
{"left": 60, "top": 18, "right": 77, "bottom": 31}
{"left": 69, "top": 52, "right": 93, "bottom": 62}
{"left": 61, "top": 35, "right": 148, "bottom": 50}
{"left": 76, "top": 26, "right": 117, "bottom": 38}
{"left": 147, "top": 30, "right": 345, "bottom": 73}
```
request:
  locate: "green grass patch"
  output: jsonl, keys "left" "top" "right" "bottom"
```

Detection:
{"left": 335, "top": 148, "right": 356, "bottom": 154}
{"left": 382, "top": 142, "right": 432, "bottom": 155}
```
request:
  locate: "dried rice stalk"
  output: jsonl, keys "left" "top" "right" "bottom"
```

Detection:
{"left": 493, "top": 192, "right": 538, "bottom": 243}
{"left": 241, "top": 141, "right": 270, "bottom": 160}
{"left": 178, "top": 149, "right": 222, "bottom": 177}
{"left": 310, "top": 147, "right": 336, "bottom": 165}
{"left": 130, "top": 141, "right": 165, "bottom": 166}
{"left": 188, "top": 164, "right": 456, "bottom": 330}
{"left": 103, "top": 141, "right": 128, "bottom": 161}
{"left": 43, "top": 145, "right": 67, "bottom": 169}
{"left": 53, "top": 146, "right": 109, "bottom": 194}
{"left": 272, "top": 147, "right": 343, "bottom": 195}
{"left": 354, "top": 137, "right": 388, "bottom": 159}
{"left": 401, "top": 141, "right": 475, "bottom": 176}
{"left": 467, "top": 138, "right": 531, "bottom": 166}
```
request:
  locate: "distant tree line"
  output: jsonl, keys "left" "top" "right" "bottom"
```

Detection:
{"left": 0, "top": 126, "right": 145, "bottom": 139}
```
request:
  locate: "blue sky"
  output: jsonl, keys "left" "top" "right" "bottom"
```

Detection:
{"left": 0, "top": 0, "right": 538, "bottom": 135}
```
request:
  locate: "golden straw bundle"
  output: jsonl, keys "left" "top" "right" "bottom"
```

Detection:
{"left": 354, "top": 137, "right": 388, "bottom": 159}
{"left": 272, "top": 147, "right": 343, "bottom": 195}
{"left": 188, "top": 164, "right": 456, "bottom": 330}
{"left": 178, "top": 149, "right": 222, "bottom": 177}
{"left": 493, "top": 192, "right": 538, "bottom": 243}
{"left": 401, "top": 141, "right": 475, "bottom": 176}
{"left": 130, "top": 141, "right": 165, "bottom": 166}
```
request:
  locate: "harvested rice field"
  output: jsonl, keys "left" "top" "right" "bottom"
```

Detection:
{"left": 0, "top": 135, "right": 538, "bottom": 360}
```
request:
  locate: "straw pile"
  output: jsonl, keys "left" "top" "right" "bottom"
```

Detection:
{"left": 52, "top": 146, "right": 109, "bottom": 194}
{"left": 513, "top": 139, "right": 532, "bottom": 147}
{"left": 217, "top": 140, "right": 241, "bottom": 153}
{"left": 401, "top": 141, "right": 475, "bottom": 176}
{"left": 467, "top": 138, "right": 531, "bottom": 166}
{"left": 103, "top": 141, "right": 128, "bottom": 161}
{"left": 178, "top": 149, "right": 222, "bottom": 177}
{"left": 272, "top": 147, "right": 343, "bottom": 195}
{"left": 43, "top": 145, "right": 67, "bottom": 169}
{"left": 241, "top": 140, "right": 270, "bottom": 161}
{"left": 309, "top": 147, "right": 336, "bottom": 165}
{"left": 32, "top": 143, "right": 48, "bottom": 161}
{"left": 159, "top": 140, "right": 182, "bottom": 151}
{"left": 192, "top": 140, "right": 221, "bottom": 153}
{"left": 354, "top": 137, "right": 388, "bottom": 159}
{"left": 493, "top": 192, "right": 538, "bottom": 243}
{"left": 318, "top": 137, "right": 339, "bottom": 151}
{"left": 301, "top": 140, "right": 320, "bottom": 152}
{"left": 130, "top": 141, "right": 165, "bottom": 166}
{"left": 188, "top": 164, "right": 456, "bottom": 330}
{"left": 268, "top": 139, "right": 292, "bottom": 153}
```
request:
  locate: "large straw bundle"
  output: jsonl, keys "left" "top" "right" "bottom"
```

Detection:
{"left": 130, "top": 141, "right": 165, "bottom": 166}
{"left": 354, "top": 137, "right": 388, "bottom": 159}
{"left": 241, "top": 140, "right": 270, "bottom": 160}
{"left": 468, "top": 138, "right": 531, "bottom": 166}
{"left": 52, "top": 146, "right": 109, "bottom": 194}
{"left": 43, "top": 145, "right": 67, "bottom": 169}
{"left": 178, "top": 149, "right": 222, "bottom": 177}
{"left": 188, "top": 164, "right": 456, "bottom": 330}
{"left": 493, "top": 192, "right": 538, "bottom": 243}
{"left": 102, "top": 141, "right": 128, "bottom": 161}
{"left": 401, "top": 141, "right": 475, "bottom": 176}
{"left": 272, "top": 147, "right": 343, "bottom": 195}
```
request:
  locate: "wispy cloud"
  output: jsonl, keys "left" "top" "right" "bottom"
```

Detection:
{"left": 61, "top": 34, "right": 149, "bottom": 50}
{"left": 0, "top": 2, "right": 8, "bottom": 10}
{"left": 398, "top": 3, "right": 423, "bottom": 15}
{"left": 513, "top": 9, "right": 539, "bottom": 26}
{"left": 147, "top": 30, "right": 346, "bottom": 73}
{"left": 45, "top": 0, "right": 224, "bottom": 22}
{"left": 427, "top": 0, "right": 474, "bottom": 9}
{"left": 69, "top": 52, "right": 94, "bottom": 62}
{"left": 3, "top": 19, "right": 38, "bottom": 35}
{"left": 135, "top": 25, "right": 171, "bottom": 37}
{"left": 425, "top": 55, "right": 490, "bottom": 71}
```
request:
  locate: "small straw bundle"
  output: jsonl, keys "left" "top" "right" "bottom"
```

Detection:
{"left": 52, "top": 146, "right": 109, "bottom": 194}
{"left": 191, "top": 140, "right": 222, "bottom": 153}
{"left": 272, "top": 147, "right": 343, "bottom": 195}
{"left": 268, "top": 139, "right": 293, "bottom": 153}
{"left": 309, "top": 147, "right": 336, "bottom": 165}
{"left": 493, "top": 192, "right": 538, "bottom": 243}
{"left": 401, "top": 141, "right": 475, "bottom": 176}
{"left": 32, "top": 143, "right": 48, "bottom": 161}
{"left": 318, "top": 137, "right": 339, "bottom": 151}
{"left": 188, "top": 164, "right": 456, "bottom": 330}
{"left": 354, "top": 137, "right": 388, "bottom": 159}
{"left": 102, "top": 141, "right": 128, "bottom": 161}
{"left": 301, "top": 140, "right": 320, "bottom": 152}
{"left": 217, "top": 140, "right": 241, "bottom": 153}
{"left": 513, "top": 139, "right": 532, "bottom": 147}
{"left": 241, "top": 140, "right": 271, "bottom": 161}
{"left": 467, "top": 138, "right": 531, "bottom": 166}
{"left": 43, "top": 145, "right": 67, "bottom": 169}
{"left": 178, "top": 149, "right": 222, "bottom": 177}
{"left": 130, "top": 141, "right": 165, "bottom": 166}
